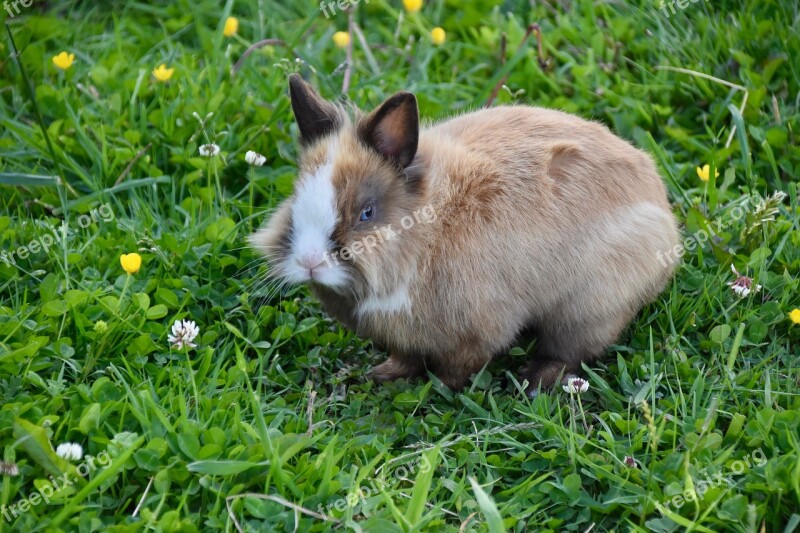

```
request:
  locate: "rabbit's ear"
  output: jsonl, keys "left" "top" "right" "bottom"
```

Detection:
{"left": 358, "top": 92, "right": 419, "bottom": 168}
{"left": 289, "top": 74, "right": 341, "bottom": 145}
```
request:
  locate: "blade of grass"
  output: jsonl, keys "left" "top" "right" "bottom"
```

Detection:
{"left": 727, "top": 103, "right": 752, "bottom": 194}
{"left": 0, "top": 173, "right": 60, "bottom": 187}
{"left": 469, "top": 476, "right": 506, "bottom": 533}
{"left": 6, "top": 23, "right": 75, "bottom": 288}
{"left": 50, "top": 436, "right": 145, "bottom": 527}
{"left": 405, "top": 446, "right": 440, "bottom": 525}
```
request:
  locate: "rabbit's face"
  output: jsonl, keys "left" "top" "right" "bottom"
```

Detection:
{"left": 275, "top": 160, "right": 351, "bottom": 290}
{"left": 251, "top": 76, "right": 426, "bottom": 296}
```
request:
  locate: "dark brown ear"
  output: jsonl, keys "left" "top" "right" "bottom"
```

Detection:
{"left": 288, "top": 74, "right": 341, "bottom": 145}
{"left": 358, "top": 92, "right": 419, "bottom": 168}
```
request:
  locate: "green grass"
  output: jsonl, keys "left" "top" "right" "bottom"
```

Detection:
{"left": 1, "top": 0, "right": 799, "bottom": 531}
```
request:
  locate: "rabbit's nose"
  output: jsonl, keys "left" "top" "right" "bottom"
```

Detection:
{"left": 297, "top": 253, "right": 325, "bottom": 270}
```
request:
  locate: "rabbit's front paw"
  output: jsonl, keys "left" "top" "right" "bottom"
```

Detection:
{"left": 368, "top": 354, "right": 424, "bottom": 383}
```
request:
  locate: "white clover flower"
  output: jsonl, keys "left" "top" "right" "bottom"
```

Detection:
{"left": 623, "top": 456, "right": 637, "bottom": 468}
{"left": 730, "top": 283, "right": 752, "bottom": 298}
{"left": 56, "top": 442, "right": 83, "bottom": 461}
{"left": 0, "top": 461, "right": 19, "bottom": 476}
{"left": 245, "top": 150, "right": 267, "bottom": 167}
{"left": 728, "top": 264, "right": 761, "bottom": 298}
{"left": 199, "top": 143, "right": 221, "bottom": 157}
{"left": 168, "top": 319, "right": 200, "bottom": 350}
{"left": 562, "top": 376, "right": 589, "bottom": 394}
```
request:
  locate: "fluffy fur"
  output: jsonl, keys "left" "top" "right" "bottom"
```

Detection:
{"left": 250, "top": 75, "right": 680, "bottom": 392}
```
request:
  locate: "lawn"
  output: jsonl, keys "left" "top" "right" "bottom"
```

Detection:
{"left": 0, "top": 0, "right": 799, "bottom": 531}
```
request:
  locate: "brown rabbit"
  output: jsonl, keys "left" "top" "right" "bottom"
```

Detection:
{"left": 250, "top": 74, "right": 680, "bottom": 393}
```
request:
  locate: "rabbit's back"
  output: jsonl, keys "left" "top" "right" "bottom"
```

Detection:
{"left": 379, "top": 105, "right": 681, "bottom": 361}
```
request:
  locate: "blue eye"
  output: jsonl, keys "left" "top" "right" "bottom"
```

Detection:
{"left": 359, "top": 205, "right": 375, "bottom": 222}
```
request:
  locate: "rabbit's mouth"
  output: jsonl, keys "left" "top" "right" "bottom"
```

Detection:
{"left": 277, "top": 252, "right": 351, "bottom": 290}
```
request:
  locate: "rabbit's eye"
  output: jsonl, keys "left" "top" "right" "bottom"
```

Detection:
{"left": 359, "top": 205, "right": 375, "bottom": 222}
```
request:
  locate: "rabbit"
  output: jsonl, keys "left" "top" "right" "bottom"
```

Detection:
{"left": 250, "top": 74, "right": 680, "bottom": 393}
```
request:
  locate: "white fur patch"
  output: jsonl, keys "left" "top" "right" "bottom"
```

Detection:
{"left": 292, "top": 163, "right": 337, "bottom": 256}
{"left": 602, "top": 202, "right": 675, "bottom": 246}
{"left": 628, "top": 201, "right": 673, "bottom": 221}
{"left": 358, "top": 285, "right": 412, "bottom": 316}
{"left": 280, "top": 162, "right": 350, "bottom": 288}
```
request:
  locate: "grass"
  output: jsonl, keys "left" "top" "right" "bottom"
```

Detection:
{"left": 0, "top": 0, "right": 798, "bottom": 531}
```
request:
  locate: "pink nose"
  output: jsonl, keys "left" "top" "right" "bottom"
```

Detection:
{"left": 297, "top": 254, "right": 324, "bottom": 271}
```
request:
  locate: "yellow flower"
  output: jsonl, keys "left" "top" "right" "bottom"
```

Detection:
{"left": 789, "top": 309, "right": 800, "bottom": 325}
{"left": 52, "top": 52, "right": 75, "bottom": 71}
{"left": 223, "top": 16, "right": 239, "bottom": 37}
{"left": 696, "top": 164, "right": 719, "bottom": 182}
{"left": 120, "top": 253, "right": 142, "bottom": 275}
{"left": 333, "top": 31, "right": 351, "bottom": 49}
{"left": 403, "top": 0, "right": 423, "bottom": 13}
{"left": 152, "top": 64, "right": 174, "bottom": 82}
{"left": 431, "top": 27, "right": 446, "bottom": 45}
